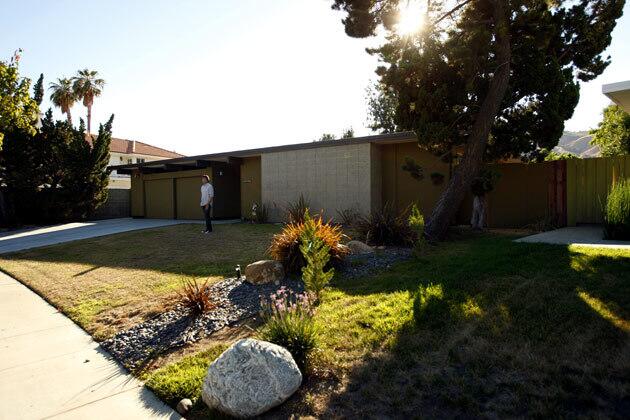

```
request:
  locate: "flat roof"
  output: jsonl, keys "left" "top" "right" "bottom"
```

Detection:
{"left": 602, "top": 80, "right": 630, "bottom": 112}
{"left": 109, "top": 131, "right": 417, "bottom": 174}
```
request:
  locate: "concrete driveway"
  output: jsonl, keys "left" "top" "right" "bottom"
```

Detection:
{"left": 0, "top": 217, "right": 237, "bottom": 254}
{"left": 515, "top": 225, "right": 630, "bottom": 249}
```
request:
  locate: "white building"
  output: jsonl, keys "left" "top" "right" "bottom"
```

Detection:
{"left": 107, "top": 138, "right": 184, "bottom": 188}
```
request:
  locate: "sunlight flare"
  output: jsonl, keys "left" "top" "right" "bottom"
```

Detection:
{"left": 396, "top": 1, "right": 425, "bottom": 36}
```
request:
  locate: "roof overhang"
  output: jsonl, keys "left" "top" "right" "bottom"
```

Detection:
{"left": 603, "top": 80, "right": 630, "bottom": 112}
{"left": 109, "top": 131, "right": 418, "bottom": 174}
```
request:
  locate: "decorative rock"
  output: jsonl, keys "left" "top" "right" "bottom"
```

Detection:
{"left": 201, "top": 338, "right": 302, "bottom": 418}
{"left": 245, "top": 260, "right": 284, "bottom": 285}
{"left": 346, "top": 240, "right": 374, "bottom": 255}
{"left": 176, "top": 398, "right": 193, "bottom": 415}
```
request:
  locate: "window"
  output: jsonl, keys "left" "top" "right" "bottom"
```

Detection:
{"left": 136, "top": 158, "right": 145, "bottom": 163}
{"left": 127, "top": 158, "right": 133, "bottom": 164}
{"left": 119, "top": 156, "right": 123, "bottom": 162}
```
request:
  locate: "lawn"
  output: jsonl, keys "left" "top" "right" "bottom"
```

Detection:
{"left": 0, "top": 223, "right": 279, "bottom": 340}
{"left": 144, "top": 232, "right": 630, "bottom": 418}
{"left": 2, "top": 223, "right": 629, "bottom": 417}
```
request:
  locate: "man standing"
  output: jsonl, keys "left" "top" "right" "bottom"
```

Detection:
{"left": 200, "top": 175, "right": 214, "bottom": 233}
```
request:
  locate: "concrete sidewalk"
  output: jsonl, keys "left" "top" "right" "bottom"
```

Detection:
{"left": 0, "top": 271, "right": 181, "bottom": 420}
{"left": 0, "top": 218, "right": 237, "bottom": 254}
{"left": 515, "top": 225, "right": 630, "bottom": 249}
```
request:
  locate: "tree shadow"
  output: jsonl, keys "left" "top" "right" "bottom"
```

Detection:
{"left": 319, "top": 238, "right": 630, "bottom": 417}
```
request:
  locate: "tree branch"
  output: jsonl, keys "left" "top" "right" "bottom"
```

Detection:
{"left": 435, "top": 0, "right": 475, "bottom": 25}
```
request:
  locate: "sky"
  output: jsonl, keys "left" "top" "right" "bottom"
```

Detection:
{"left": 2, "top": 0, "right": 629, "bottom": 156}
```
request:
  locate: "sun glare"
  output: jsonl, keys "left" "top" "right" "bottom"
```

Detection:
{"left": 397, "top": 1, "right": 425, "bottom": 36}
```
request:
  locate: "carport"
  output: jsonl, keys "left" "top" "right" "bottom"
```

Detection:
{"left": 116, "top": 157, "right": 242, "bottom": 220}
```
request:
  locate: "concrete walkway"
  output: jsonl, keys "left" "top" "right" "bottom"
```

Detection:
{"left": 515, "top": 225, "right": 630, "bottom": 249}
{"left": 0, "top": 217, "right": 237, "bottom": 254}
{"left": 0, "top": 271, "right": 181, "bottom": 420}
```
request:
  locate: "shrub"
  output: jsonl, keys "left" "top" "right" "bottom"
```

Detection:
{"left": 250, "top": 202, "right": 268, "bottom": 223}
{"left": 408, "top": 203, "right": 426, "bottom": 250}
{"left": 258, "top": 287, "right": 317, "bottom": 370}
{"left": 300, "top": 211, "right": 335, "bottom": 302}
{"left": 178, "top": 278, "right": 215, "bottom": 316}
{"left": 268, "top": 211, "right": 348, "bottom": 274}
{"left": 286, "top": 194, "right": 310, "bottom": 223}
{"left": 356, "top": 203, "right": 415, "bottom": 246}
{"left": 336, "top": 207, "right": 361, "bottom": 227}
{"left": 603, "top": 178, "right": 630, "bottom": 240}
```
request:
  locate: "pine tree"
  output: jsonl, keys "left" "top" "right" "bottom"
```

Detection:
{"left": 300, "top": 210, "right": 335, "bottom": 302}
{"left": 33, "top": 74, "right": 44, "bottom": 106}
{"left": 331, "top": 0, "right": 625, "bottom": 240}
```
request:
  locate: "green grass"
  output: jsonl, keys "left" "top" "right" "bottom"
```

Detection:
{"left": 0, "top": 223, "right": 279, "bottom": 339}
{"left": 147, "top": 232, "right": 630, "bottom": 417}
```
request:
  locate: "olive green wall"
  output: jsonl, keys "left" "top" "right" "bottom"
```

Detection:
{"left": 379, "top": 142, "right": 451, "bottom": 216}
{"left": 240, "top": 157, "right": 262, "bottom": 220}
{"left": 130, "top": 168, "right": 211, "bottom": 218}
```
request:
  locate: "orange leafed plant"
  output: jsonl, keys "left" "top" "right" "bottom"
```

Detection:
{"left": 268, "top": 212, "right": 348, "bottom": 274}
{"left": 179, "top": 278, "right": 215, "bottom": 316}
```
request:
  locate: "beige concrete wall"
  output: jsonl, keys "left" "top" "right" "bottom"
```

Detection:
{"left": 261, "top": 143, "right": 372, "bottom": 221}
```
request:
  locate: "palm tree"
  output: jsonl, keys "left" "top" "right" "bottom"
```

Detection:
{"left": 72, "top": 69, "right": 105, "bottom": 133}
{"left": 49, "top": 78, "right": 76, "bottom": 125}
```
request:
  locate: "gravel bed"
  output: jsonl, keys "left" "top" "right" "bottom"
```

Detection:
{"left": 340, "top": 247, "right": 413, "bottom": 278}
{"left": 102, "top": 247, "right": 411, "bottom": 369}
{"left": 101, "top": 278, "right": 303, "bottom": 369}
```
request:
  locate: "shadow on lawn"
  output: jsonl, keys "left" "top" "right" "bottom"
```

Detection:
{"left": 319, "top": 238, "right": 630, "bottom": 418}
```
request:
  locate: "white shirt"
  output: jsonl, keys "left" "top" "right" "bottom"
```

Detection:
{"left": 200, "top": 183, "right": 214, "bottom": 206}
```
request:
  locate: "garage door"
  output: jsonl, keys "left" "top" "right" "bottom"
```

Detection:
{"left": 176, "top": 177, "right": 203, "bottom": 220}
{"left": 144, "top": 179, "right": 174, "bottom": 219}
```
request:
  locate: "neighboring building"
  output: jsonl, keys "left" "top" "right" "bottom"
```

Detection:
{"left": 106, "top": 138, "right": 184, "bottom": 188}
{"left": 603, "top": 80, "right": 630, "bottom": 112}
{"left": 111, "top": 132, "right": 576, "bottom": 228}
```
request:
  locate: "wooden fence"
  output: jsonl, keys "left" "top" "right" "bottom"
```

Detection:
{"left": 566, "top": 155, "right": 630, "bottom": 225}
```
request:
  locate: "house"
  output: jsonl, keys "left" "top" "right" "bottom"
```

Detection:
{"left": 603, "top": 80, "right": 630, "bottom": 112}
{"left": 106, "top": 138, "right": 184, "bottom": 188}
{"left": 111, "top": 131, "right": 575, "bottom": 227}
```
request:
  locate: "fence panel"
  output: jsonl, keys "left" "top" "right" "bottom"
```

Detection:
{"left": 566, "top": 155, "right": 630, "bottom": 225}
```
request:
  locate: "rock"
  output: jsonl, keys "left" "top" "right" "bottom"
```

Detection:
{"left": 176, "top": 398, "right": 193, "bottom": 415}
{"left": 346, "top": 240, "right": 374, "bottom": 255}
{"left": 245, "top": 260, "right": 284, "bottom": 285}
{"left": 201, "top": 338, "right": 302, "bottom": 418}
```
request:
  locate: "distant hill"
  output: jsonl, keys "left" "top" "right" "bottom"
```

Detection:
{"left": 553, "top": 131, "right": 600, "bottom": 158}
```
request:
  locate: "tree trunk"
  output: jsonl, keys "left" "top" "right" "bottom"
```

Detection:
{"left": 424, "top": 0, "right": 511, "bottom": 241}
{"left": 87, "top": 104, "right": 91, "bottom": 134}
{"left": 67, "top": 109, "right": 72, "bottom": 126}
{"left": 470, "top": 195, "right": 486, "bottom": 230}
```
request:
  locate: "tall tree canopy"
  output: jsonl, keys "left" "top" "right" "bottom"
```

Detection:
{"left": 331, "top": 0, "right": 625, "bottom": 239}
{"left": 0, "top": 50, "right": 38, "bottom": 147}
{"left": 590, "top": 104, "right": 630, "bottom": 156}
{"left": 73, "top": 69, "right": 105, "bottom": 134}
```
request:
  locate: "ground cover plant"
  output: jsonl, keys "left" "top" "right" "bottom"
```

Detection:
{"left": 145, "top": 231, "right": 630, "bottom": 418}
{"left": 0, "top": 223, "right": 279, "bottom": 339}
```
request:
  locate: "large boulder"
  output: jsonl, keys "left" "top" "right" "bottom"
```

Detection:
{"left": 346, "top": 240, "right": 374, "bottom": 255}
{"left": 245, "top": 260, "right": 284, "bottom": 285}
{"left": 201, "top": 338, "right": 302, "bottom": 418}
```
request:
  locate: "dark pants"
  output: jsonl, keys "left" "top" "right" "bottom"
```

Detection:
{"left": 202, "top": 205, "right": 213, "bottom": 232}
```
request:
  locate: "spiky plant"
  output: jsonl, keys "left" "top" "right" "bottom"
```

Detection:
{"left": 269, "top": 210, "right": 348, "bottom": 273}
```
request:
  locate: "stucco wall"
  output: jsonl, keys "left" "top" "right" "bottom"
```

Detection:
{"left": 261, "top": 143, "right": 372, "bottom": 222}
